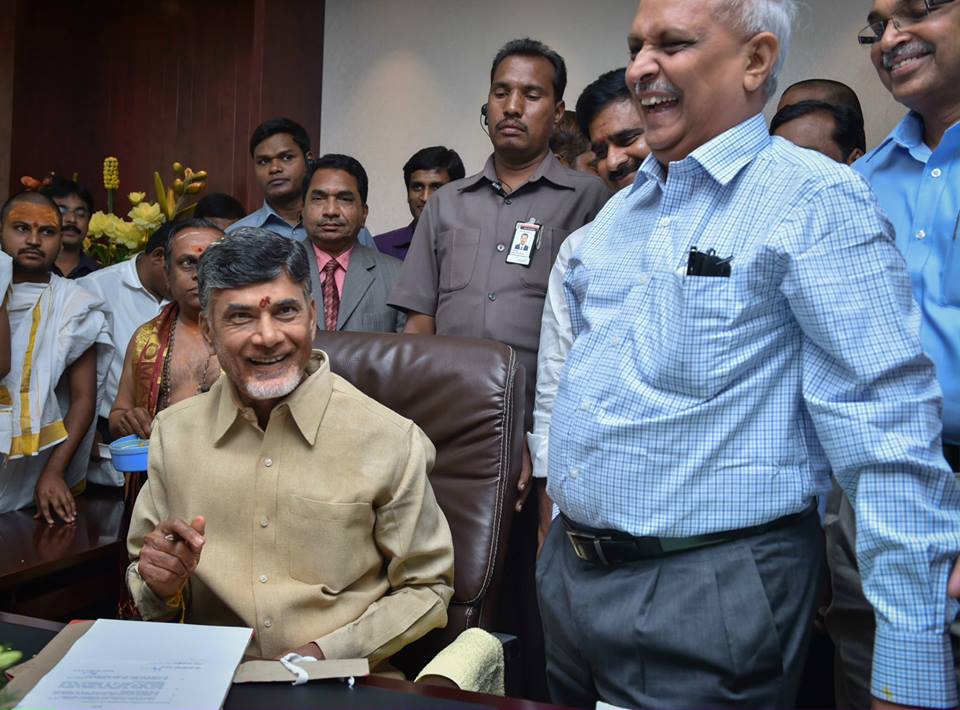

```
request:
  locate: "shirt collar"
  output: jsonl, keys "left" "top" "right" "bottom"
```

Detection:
{"left": 635, "top": 113, "right": 771, "bottom": 191}
{"left": 865, "top": 111, "right": 932, "bottom": 164}
{"left": 255, "top": 200, "right": 302, "bottom": 229}
{"left": 459, "top": 151, "right": 578, "bottom": 193}
{"left": 212, "top": 350, "right": 333, "bottom": 445}
{"left": 121, "top": 254, "right": 166, "bottom": 304}
{"left": 312, "top": 243, "right": 354, "bottom": 272}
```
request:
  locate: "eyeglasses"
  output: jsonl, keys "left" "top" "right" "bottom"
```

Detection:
{"left": 56, "top": 204, "right": 90, "bottom": 220}
{"left": 857, "top": 0, "right": 954, "bottom": 45}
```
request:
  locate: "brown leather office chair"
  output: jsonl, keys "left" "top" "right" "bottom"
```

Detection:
{"left": 312, "top": 331, "right": 525, "bottom": 678}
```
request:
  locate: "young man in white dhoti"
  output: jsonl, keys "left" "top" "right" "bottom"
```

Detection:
{"left": 0, "top": 192, "right": 112, "bottom": 523}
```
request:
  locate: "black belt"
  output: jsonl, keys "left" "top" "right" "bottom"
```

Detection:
{"left": 562, "top": 503, "right": 817, "bottom": 567}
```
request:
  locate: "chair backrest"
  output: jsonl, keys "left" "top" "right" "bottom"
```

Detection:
{"left": 312, "top": 331, "right": 524, "bottom": 677}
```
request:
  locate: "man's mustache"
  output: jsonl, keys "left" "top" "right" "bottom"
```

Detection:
{"left": 62, "top": 225, "right": 81, "bottom": 234}
{"left": 608, "top": 159, "right": 641, "bottom": 184}
{"left": 496, "top": 119, "right": 527, "bottom": 132}
{"left": 883, "top": 40, "right": 935, "bottom": 69}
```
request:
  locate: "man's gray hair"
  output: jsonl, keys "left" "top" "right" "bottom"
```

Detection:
{"left": 197, "top": 227, "right": 312, "bottom": 314}
{"left": 713, "top": 0, "right": 798, "bottom": 99}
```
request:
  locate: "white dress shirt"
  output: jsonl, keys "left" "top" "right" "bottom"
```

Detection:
{"left": 528, "top": 222, "right": 590, "bottom": 478}
{"left": 78, "top": 257, "right": 165, "bottom": 485}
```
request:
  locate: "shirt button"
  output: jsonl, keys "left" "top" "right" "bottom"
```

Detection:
{"left": 263, "top": 457, "right": 273, "bottom": 467}
{"left": 916, "top": 230, "right": 926, "bottom": 240}
{"left": 259, "top": 575, "right": 268, "bottom": 584}
{"left": 496, "top": 244, "right": 505, "bottom": 252}
{"left": 637, "top": 274, "right": 651, "bottom": 286}
{"left": 569, "top": 467, "right": 580, "bottom": 479}
{"left": 264, "top": 618, "right": 273, "bottom": 628}
{"left": 931, "top": 168, "right": 942, "bottom": 178}
{"left": 580, "top": 398, "right": 592, "bottom": 412}
{"left": 488, "top": 292, "right": 496, "bottom": 302}
{"left": 260, "top": 518, "right": 269, "bottom": 528}
{"left": 610, "top": 336, "right": 621, "bottom": 347}
{"left": 659, "top": 217, "right": 671, "bottom": 227}
{"left": 504, "top": 198, "right": 513, "bottom": 205}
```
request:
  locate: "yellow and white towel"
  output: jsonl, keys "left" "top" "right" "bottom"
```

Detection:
{"left": 0, "top": 252, "right": 13, "bottom": 452}
{"left": 415, "top": 628, "right": 505, "bottom": 695}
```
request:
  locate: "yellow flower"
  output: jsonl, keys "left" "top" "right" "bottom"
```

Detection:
{"left": 87, "top": 211, "right": 111, "bottom": 237}
{"left": 128, "top": 192, "right": 146, "bottom": 205}
{"left": 103, "top": 157, "right": 119, "bottom": 190}
{"left": 116, "top": 221, "right": 145, "bottom": 250}
{"left": 102, "top": 214, "right": 125, "bottom": 240}
{"left": 128, "top": 202, "right": 165, "bottom": 233}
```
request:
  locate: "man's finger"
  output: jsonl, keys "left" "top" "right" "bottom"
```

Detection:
{"left": 190, "top": 516, "right": 206, "bottom": 536}
{"left": 35, "top": 494, "right": 55, "bottom": 525}
{"left": 52, "top": 494, "right": 72, "bottom": 523}
{"left": 948, "top": 558, "right": 960, "bottom": 598}
{"left": 141, "top": 548, "right": 193, "bottom": 580}
{"left": 132, "top": 409, "right": 153, "bottom": 437}
{"left": 158, "top": 518, "right": 205, "bottom": 551}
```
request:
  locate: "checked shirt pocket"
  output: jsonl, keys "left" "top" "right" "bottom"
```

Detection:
{"left": 638, "top": 274, "right": 740, "bottom": 399}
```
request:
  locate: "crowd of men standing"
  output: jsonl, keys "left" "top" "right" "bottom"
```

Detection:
{"left": 1, "top": 0, "right": 959, "bottom": 707}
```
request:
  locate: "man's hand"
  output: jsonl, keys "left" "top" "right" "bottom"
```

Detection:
{"left": 138, "top": 516, "right": 205, "bottom": 601}
{"left": 281, "top": 642, "right": 325, "bottom": 660}
{"left": 33, "top": 472, "right": 77, "bottom": 525}
{"left": 114, "top": 407, "right": 154, "bottom": 439}
{"left": 515, "top": 441, "right": 533, "bottom": 512}
{"left": 949, "top": 557, "right": 960, "bottom": 598}
{"left": 536, "top": 478, "right": 553, "bottom": 556}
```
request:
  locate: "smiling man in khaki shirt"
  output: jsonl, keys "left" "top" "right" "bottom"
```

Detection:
{"left": 126, "top": 227, "right": 454, "bottom": 668}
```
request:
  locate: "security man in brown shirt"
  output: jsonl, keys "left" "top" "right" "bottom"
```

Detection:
{"left": 389, "top": 37, "right": 610, "bottom": 699}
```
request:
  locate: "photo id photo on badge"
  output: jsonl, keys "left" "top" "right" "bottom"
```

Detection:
{"left": 507, "top": 218, "right": 541, "bottom": 267}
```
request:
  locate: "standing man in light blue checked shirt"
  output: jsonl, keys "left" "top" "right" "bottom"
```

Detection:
{"left": 536, "top": 0, "right": 960, "bottom": 708}
{"left": 821, "top": 1, "right": 960, "bottom": 708}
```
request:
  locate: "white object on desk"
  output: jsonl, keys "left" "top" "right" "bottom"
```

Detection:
{"left": 16, "top": 618, "right": 252, "bottom": 710}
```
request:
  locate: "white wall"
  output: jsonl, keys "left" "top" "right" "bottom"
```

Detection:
{"left": 321, "top": 0, "right": 905, "bottom": 235}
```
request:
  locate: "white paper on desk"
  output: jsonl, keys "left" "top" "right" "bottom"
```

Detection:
{"left": 16, "top": 618, "right": 252, "bottom": 710}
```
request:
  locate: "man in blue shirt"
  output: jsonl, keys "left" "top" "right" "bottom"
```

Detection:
{"left": 537, "top": 0, "right": 960, "bottom": 708}
{"left": 229, "top": 117, "right": 374, "bottom": 247}
{"left": 822, "top": 1, "right": 960, "bottom": 707}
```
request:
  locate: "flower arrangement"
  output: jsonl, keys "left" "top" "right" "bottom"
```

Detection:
{"left": 85, "top": 158, "right": 208, "bottom": 266}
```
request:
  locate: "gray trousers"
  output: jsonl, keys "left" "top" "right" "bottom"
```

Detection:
{"left": 536, "top": 510, "right": 825, "bottom": 709}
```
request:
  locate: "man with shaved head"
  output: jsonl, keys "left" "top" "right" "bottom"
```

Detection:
{"left": 537, "top": 1, "right": 960, "bottom": 708}
{"left": 0, "top": 192, "right": 111, "bottom": 522}
{"left": 777, "top": 77, "right": 865, "bottom": 117}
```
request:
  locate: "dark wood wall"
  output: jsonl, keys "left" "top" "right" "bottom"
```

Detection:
{"left": 2, "top": 0, "right": 324, "bottom": 212}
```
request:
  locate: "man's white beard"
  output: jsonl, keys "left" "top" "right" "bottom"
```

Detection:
{"left": 242, "top": 372, "right": 301, "bottom": 401}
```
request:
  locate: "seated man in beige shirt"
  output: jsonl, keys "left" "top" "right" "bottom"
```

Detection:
{"left": 126, "top": 226, "right": 455, "bottom": 670}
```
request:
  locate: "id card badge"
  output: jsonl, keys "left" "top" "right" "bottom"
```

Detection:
{"left": 506, "top": 219, "right": 541, "bottom": 267}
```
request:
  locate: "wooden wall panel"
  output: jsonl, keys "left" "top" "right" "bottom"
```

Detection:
{"left": 0, "top": 0, "right": 16, "bottom": 202}
{"left": 6, "top": 0, "right": 324, "bottom": 214}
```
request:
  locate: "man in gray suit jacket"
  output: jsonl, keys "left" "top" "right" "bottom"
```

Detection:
{"left": 301, "top": 154, "right": 403, "bottom": 333}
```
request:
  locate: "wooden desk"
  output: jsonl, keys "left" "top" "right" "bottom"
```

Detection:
{"left": 0, "top": 489, "right": 126, "bottom": 619}
{"left": 1, "top": 614, "right": 568, "bottom": 710}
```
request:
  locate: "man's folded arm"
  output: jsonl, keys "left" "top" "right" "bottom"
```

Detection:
{"left": 781, "top": 178, "right": 960, "bottom": 708}
{"left": 314, "top": 424, "right": 455, "bottom": 668}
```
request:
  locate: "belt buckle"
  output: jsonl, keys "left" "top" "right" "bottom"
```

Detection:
{"left": 566, "top": 530, "right": 612, "bottom": 566}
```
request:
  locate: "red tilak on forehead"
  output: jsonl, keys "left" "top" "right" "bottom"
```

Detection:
{"left": 259, "top": 296, "right": 271, "bottom": 309}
